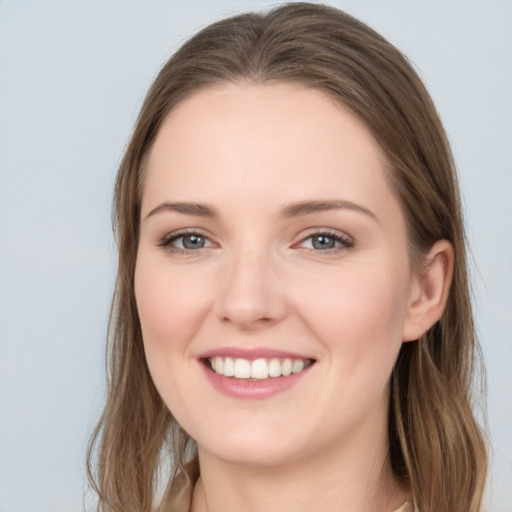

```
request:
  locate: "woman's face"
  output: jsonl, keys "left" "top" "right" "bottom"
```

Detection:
{"left": 135, "top": 83, "right": 420, "bottom": 467}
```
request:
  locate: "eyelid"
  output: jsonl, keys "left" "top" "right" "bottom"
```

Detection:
{"left": 157, "top": 228, "right": 218, "bottom": 252}
{"left": 295, "top": 228, "right": 354, "bottom": 252}
{"left": 156, "top": 227, "right": 353, "bottom": 254}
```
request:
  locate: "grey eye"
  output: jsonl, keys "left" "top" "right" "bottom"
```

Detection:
{"left": 160, "top": 231, "right": 215, "bottom": 253}
{"left": 181, "top": 234, "right": 206, "bottom": 249}
{"left": 311, "top": 235, "right": 337, "bottom": 250}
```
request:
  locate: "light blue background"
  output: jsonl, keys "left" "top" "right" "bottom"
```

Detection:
{"left": 1, "top": 1, "right": 511, "bottom": 510}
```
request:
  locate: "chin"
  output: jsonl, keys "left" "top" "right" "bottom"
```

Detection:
{"left": 203, "top": 443, "right": 298, "bottom": 468}
{"left": 193, "top": 425, "right": 309, "bottom": 468}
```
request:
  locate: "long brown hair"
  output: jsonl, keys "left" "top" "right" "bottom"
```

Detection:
{"left": 87, "top": 3, "right": 487, "bottom": 511}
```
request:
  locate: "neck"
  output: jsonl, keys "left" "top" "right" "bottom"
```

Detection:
{"left": 191, "top": 415, "right": 409, "bottom": 512}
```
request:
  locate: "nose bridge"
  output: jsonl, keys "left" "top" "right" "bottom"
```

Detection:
{"left": 215, "top": 235, "right": 287, "bottom": 329}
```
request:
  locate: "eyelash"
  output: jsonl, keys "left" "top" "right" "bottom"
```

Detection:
{"left": 157, "top": 229, "right": 354, "bottom": 255}
{"left": 157, "top": 229, "right": 214, "bottom": 254}
{"left": 297, "top": 230, "right": 354, "bottom": 254}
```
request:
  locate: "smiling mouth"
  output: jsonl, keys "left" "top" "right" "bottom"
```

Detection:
{"left": 203, "top": 357, "right": 315, "bottom": 380}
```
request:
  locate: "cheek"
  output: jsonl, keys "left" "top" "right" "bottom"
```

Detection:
{"left": 134, "top": 258, "right": 211, "bottom": 351}
{"left": 134, "top": 256, "right": 214, "bottom": 420}
{"left": 299, "top": 267, "right": 410, "bottom": 439}
{"left": 293, "top": 261, "right": 410, "bottom": 377}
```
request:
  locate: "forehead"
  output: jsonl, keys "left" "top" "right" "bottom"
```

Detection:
{"left": 142, "top": 82, "right": 396, "bottom": 220}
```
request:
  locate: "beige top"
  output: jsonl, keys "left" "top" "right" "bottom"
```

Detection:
{"left": 161, "top": 460, "right": 413, "bottom": 512}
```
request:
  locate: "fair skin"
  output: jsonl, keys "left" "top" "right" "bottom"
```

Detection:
{"left": 135, "top": 83, "right": 453, "bottom": 512}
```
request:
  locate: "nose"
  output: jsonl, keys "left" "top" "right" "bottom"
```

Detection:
{"left": 214, "top": 244, "right": 288, "bottom": 331}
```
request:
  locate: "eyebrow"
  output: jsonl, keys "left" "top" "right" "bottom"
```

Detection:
{"left": 280, "top": 199, "right": 378, "bottom": 221}
{"left": 144, "top": 201, "right": 218, "bottom": 220}
{"left": 144, "top": 199, "right": 377, "bottom": 222}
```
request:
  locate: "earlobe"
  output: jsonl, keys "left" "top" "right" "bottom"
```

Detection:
{"left": 402, "top": 240, "right": 454, "bottom": 342}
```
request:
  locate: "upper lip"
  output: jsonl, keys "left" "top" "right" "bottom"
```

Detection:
{"left": 198, "top": 347, "right": 315, "bottom": 361}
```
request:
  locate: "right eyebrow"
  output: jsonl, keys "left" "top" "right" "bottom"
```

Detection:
{"left": 143, "top": 201, "right": 218, "bottom": 220}
{"left": 279, "top": 199, "right": 378, "bottom": 222}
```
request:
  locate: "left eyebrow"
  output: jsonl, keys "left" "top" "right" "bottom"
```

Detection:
{"left": 279, "top": 199, "right": 378, "bottom": 222}
{"left": 144, "top": 201, "right": 218, "bottom": 220}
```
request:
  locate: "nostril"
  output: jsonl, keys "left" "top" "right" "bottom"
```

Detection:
{"left": 220, "top": 313, "right": 278, "bottom": 329}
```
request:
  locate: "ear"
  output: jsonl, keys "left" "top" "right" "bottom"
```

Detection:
{"left": 402, "top": 240, "right": 454, "bottom": 342}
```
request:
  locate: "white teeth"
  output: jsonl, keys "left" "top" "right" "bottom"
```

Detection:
{"left": 208, "top": 356, "right": 311, "bottom": 379}
{"left": 213, "top": 356, "right": 223, "bottom": 374}
{"left": 281, "top": 358, "right": 292, "bottom": 376}
{"left": 292, "top": 359, "right": 304, "bottom": 374}
{"left": 268, "top": 358, "right": 282, "bottom": 378}
{"left": 234, "top": 358, "right": 251, "bottom": 379}
{"left": 251, "top": 358, "right": 269, "bottom": 379}
{"left": 223, "top": 357, "right": 235, "bottom": 377}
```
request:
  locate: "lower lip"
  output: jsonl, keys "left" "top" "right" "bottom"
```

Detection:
{"left": 201, "top": 362, "right": 313, "bottom": 400}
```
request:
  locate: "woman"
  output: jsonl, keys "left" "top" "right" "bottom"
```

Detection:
{"left": 87, "top": 3, "right": 487, "bottom": 511}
